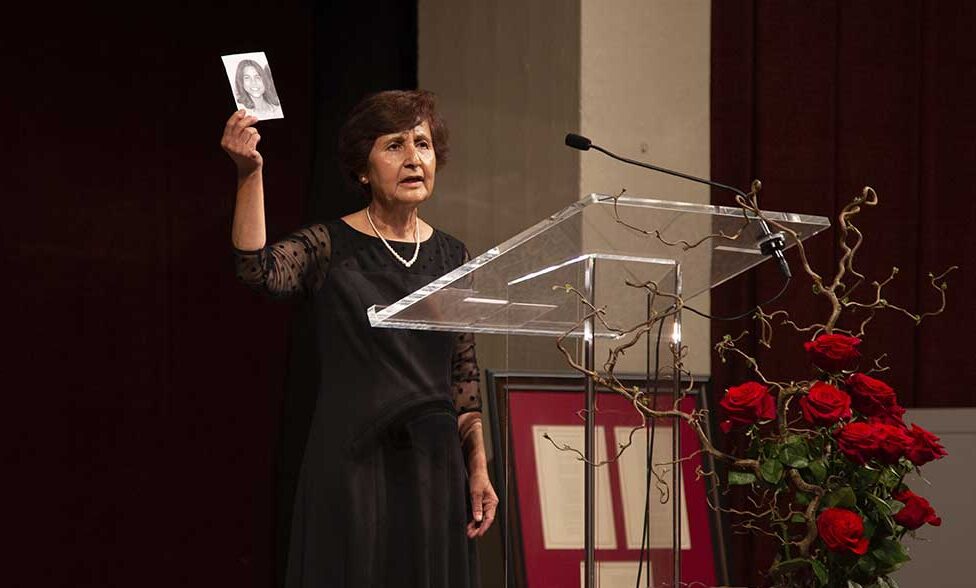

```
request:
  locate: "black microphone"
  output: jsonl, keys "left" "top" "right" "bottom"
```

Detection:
{"left": 565, "top": 133, "right": 592, "bottom": 151}
{"left": 564, "top": 133, "right": 791, "bottom": 278}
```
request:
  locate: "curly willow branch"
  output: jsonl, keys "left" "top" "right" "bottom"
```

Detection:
{"left": 549, "top": 181, "right": 957, "bottom": 569}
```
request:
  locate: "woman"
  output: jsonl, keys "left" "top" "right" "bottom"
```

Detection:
{"left": 233, "top": 59, "right": 282, "bottom": 118}
{"left": 221, "top": 90, "right": 496, "bottom": 587}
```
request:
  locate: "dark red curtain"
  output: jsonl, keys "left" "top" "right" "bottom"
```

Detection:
{"left": 711, "top": 1, "right": 976, "bottom": 584}
{"left": 5, "top": 2, "right": 415, "bottom": 587}
{"left": 6, "top": 5, "right": 314, "bottom": 586}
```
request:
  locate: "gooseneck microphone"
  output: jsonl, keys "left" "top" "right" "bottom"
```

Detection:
{"left": 564, "top": 133, "right": 791, "bottom": 278}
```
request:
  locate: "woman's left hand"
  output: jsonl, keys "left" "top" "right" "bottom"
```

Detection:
{"left": 466, "top": 471, "right": 498, "bottom": 539}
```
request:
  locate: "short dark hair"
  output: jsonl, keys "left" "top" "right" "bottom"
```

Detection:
{"left": 337, "top": 90, "right": 449, "bottom": 194}
{"left": 234, "top": 60, "right": 280, "bottom": 109}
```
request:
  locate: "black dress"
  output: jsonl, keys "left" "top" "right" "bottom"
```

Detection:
{"left": 235, "top": 219, "right": 482, "bottom": 588}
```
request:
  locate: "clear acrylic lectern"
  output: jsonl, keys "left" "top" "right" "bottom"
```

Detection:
{"left": 369, "top": 194, "right": 829, "bottom": 588}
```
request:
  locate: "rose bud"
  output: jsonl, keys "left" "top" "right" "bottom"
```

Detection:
{"left": 904, "top": 423, "right": 948, "bottom": 466}
{"left": 872, "top": 423, "right": 913, "bottom": 464}
{"left": 804, "top": 333, "right": 861, "bottom": 372}
{"left": 834, "top": 422, "right": 880, "bottom": 465}
{"left": 817, "top": 507, "right": 869, "bottom": 555}
{"left": 800, "top": 381, "right": 853, "bottom": 426}
{"left": 719, "top": 381, "right": 775, "bottom": 432}
{"left": 893, "top": 489, "right": 942, "bottom": 530}
{"left": 846, "top": 373, "right": 897, "bottom": 416}
{"left": 868, "top": 403, "right": 907, "bottom": 428}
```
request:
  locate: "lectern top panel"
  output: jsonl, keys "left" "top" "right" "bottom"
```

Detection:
{"left": 368, "top": 194, "right": 830, "bottom": 337}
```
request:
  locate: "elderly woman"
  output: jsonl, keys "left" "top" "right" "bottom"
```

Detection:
{"left": 221, "top": 90, "right": 496, "bottom": 587}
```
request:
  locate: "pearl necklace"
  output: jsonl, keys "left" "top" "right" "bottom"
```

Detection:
{"left": 365, "top": 208, "right": 421, "bottom": 268}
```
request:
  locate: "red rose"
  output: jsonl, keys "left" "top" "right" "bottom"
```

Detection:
{"left": 834, "top": 422, "right": 881, "bottom": 465}
{"left": 846, "top": 373, "right": 897, "bottom": 416}
{"left": 719, "top": 381, "right": 775, "bottom": 432}
{"left": 817, "top": 507, "right": 869, "bottom": 554}
{"left": 869, "top": 403, "right": 907, "bottom": 428}
{"left": 904, "top": 423, "right": 948, "bottom": 466}
{"left": 873, "top": 423, "right": 913, "bottom": 464}
{"left": 800, "top": 381, "right": 853, "bottom": 426}
{"left": 804, "top": 333, "right": 861, "bottom": 372}
{"left": 893, "top": 489, "right": 942, "bottom": 530}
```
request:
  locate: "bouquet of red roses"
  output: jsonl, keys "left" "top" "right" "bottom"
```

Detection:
{"left": 719, "top": 332, "right": 947, "bottom": 588}
{"left": 558, "top": 187, "right": 955, "bottom": 588}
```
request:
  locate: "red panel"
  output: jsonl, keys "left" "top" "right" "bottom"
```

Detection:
{"left": 508, "top": 390, "right": 717, "bottom": 588}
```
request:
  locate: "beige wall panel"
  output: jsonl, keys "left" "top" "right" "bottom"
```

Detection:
{"left": 895, "top": 408, "right": 976, "bottom": 588}
{"left": 418, "top": 3, "right": 584, "bottom": 583}
{"left": 419, "top": 0, "right": 584, "bottom": 379}
{"left": 580, "top": 0, "right": 711, "bottom": 376}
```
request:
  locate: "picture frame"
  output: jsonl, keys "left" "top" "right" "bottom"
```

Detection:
{"left": 485, "top": 371, "right": 729, "bottom": 588}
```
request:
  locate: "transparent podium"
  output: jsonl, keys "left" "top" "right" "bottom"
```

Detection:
{"left": 369, "top": 194, "right": 829, "bottom": 588}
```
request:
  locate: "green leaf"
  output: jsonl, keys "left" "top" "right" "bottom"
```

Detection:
{"left": 884, "top": 575, "right": 900, "bottom": 588}
{"left": 887, "top": 499, "right": 905, "bottom": 516}
{"left": 824, "top": 486, "right": 857, "bottom": 508}
{"left": 761, "top": 458, "right": 785, "bottom": 484}
{"left": 882, "top": 560, "right": 908, "bottom": 574}
{"left": 808, "top": 458, "right": 828, "bottom": 483}
{"left": 854, "top": 467, "right": 881, "bottom": 488}
{"left": 883, "top": 539, "right": 910, "bottom": 564}
{"left": 729, "top": 471, "right": 757, "bottom": 486}
{"left": 879, "top": 467, "right": 901, "bottom": 490}
{"left": 811, "top": 559, "right": 829, "bottom": 586}
{"left": 770, "top": 558, "right": 827, "bottom": 584}
{"left": 790, "top": 513, "right": 808, "bottom": 524}
{"left": 762, "top": 440, "right": 783, "bottom": 460}
{"left": 856, "top": 554, "right": 878, "bottom": 577}
{"left": 848, "top": 581, "right": 864, "bottom": 588}
{"left": 796, "top": 491, "right": 812, "bottom": 505}
{"left": 863, "top": 517, "right": 877, "bottom": 538}
{"left": 770, "top": 558, "right": 809, "bottom": 573}
{"left": 781, "top": 443, "right": 810, "bottom": 468}
{"left": 865, "top": 492, "right": 893, "bottom": 515}
{"left": 872, "top": 538, "right": 911, "bottom": 571}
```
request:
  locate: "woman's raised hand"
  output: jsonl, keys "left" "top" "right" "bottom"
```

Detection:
{"left": 221, "top": 110, "right": 263, "bottom": 175}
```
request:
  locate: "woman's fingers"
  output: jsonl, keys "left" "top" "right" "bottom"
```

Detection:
{"left": 222, "top": 113, "right": 260, "bottom": 152}
{"left": 223, "top": 109, "right": 245, "bottom": 133}
{"left": 224, "top": 111, "right": 257, "bottom": 141}
{"left": 221, "top": 111, "right": 263, "bottom": 173}
{"left": 465, "top": 475, "right": 499, "bottom": 539}
{"left": 225, "top": 111, "right": 251, "bottom": 138}
{"left": 470, "top": 487, "right": 484, "bottom": 525}
{"left": 477, "top": 485, "right": 499, "bottom": 537}
{"left": 245, "top": 132, "right": 262, "bottom": 160}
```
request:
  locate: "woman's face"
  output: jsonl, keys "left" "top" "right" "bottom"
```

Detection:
{"left": 241, "top": 66, "right": 266, "bottom": 99}
{"left": 365, "top": 120, "right": 436, "bottom": 208}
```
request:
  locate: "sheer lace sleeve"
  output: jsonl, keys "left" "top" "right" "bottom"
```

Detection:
{"left": 233, "top": 223, "right": 331, "bottom": 298}
{"left": 452, "top": 246, "right": 482, "bottom": 414}
{"left": 452, "top": 332, "right": 482, "bottom": 414}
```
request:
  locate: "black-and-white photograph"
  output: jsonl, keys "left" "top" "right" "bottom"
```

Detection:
{"left": 221, "top": 51, "right": 284, "bottom": 120}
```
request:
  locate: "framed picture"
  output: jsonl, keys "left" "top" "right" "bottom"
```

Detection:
{"left": 486, "top": 371, "right": 729, "bottom": 588}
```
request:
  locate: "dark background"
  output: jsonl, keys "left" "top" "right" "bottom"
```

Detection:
{"left": 6, "top": 2, "right": 414, "bottom": 586}
{"left": 711, "top": 1, "right": 976, "bottom": 585}
{"left": 5, "top": 1, "right": 974, "bottom": 587}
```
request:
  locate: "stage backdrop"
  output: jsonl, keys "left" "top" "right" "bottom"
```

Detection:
{"left": 710, "top": 1, "right": 976, "bottom": 585}
{"left": 5, "top": 2, "right": 415, "bottom": 587}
